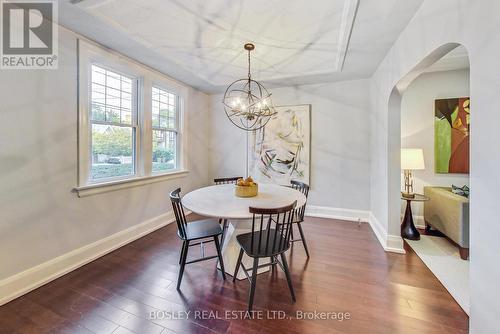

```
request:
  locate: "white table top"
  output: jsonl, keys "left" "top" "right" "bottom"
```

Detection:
{"left": 182, "top": 183, "right": 306, "bottom": 219}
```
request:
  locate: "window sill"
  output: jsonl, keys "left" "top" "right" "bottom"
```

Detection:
{"left": 73, "top": 170, "right": 189, "bottom": 198}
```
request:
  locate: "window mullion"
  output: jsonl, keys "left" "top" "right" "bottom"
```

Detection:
{"left": 141, "top": 78, "right": 153, "bottom": 176}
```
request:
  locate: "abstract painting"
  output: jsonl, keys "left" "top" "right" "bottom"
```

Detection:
{"left": 249, "top": 104, "right": 311, "bottom": 185}
{"left": 435, "top": 97, "right": 470, "bottom": 174}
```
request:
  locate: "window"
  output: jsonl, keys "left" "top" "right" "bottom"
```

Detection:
{"left": 90, "top": 65, "right": 136, "bottom": 181}
{"left": 152, "top": 87, "right": 178, "bottom": 173}
{"left": 77, "top": 40, "right": 187, "bottom": 194}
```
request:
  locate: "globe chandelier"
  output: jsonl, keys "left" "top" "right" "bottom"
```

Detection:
{"left": 222, "top": 43, "right": 276, "bottom": 131}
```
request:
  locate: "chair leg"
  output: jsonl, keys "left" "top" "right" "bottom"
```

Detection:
{"left": 179, "top": 240, "right": 186, "bottom": 265}
{"left": 297, "top": 222, "right": 310, "bottom": 258}
{"left": 220, "top": 219, "right": 228, "bottom": 246}
{"left": 233, "top": 248, "right": 244, "bottom": 282}
{"left": 270, "top": 256, "right": 278, "bottom": 275}
{"left": 214, "top": 236, "right": 226, "bottom": 280}
{"left": 248, "top": 257, "right": 259, "bottom": 313}
{"left": 177, "top": 240, "right": 189, "bottom": 290}
{"left": 280, "top": 253, "right": 296, "bottom": 302}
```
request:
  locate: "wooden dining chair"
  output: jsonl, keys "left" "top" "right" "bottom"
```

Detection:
{"left": 213, "top": 176, "right": 243, "bottom": 245}
{"left": 169, "top": 188, "right": 226, "bottom": 290}
{"left": 290, "top": 180, "right": 310, "bottom": 257}
{"left": 233, "top": 201, "right": 297, "bottom": 312}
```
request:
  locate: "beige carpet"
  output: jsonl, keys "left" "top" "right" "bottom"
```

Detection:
{"left": 406, "top": 235, "right": 469, "bottom": 315}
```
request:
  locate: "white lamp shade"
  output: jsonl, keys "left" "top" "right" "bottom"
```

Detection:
{"left": 401, "top": 148, "right": 425, "bottom": 170}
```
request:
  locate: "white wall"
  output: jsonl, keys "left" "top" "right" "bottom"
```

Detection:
{"left": 369, "top": 0, "right": 500, "bottom": 332}
{"left": 401, "top": 69, "right": 470, "bottom": 219}
{"left": 209, "top": 79, "right": 371, "bottom": 212}
{"left": 0, "top": 27, "right": 210, "bottom": 289}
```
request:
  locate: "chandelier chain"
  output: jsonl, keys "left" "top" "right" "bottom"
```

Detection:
{"left": 247, "top": 49, "right": 251, "bottom": 79}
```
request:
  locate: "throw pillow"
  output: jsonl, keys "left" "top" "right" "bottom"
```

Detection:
{"left": 452, "top": 185, "right": 470, "bottom": 198}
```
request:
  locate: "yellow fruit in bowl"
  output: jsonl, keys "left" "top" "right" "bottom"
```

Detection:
{"left": 235, "top": 176, "right": 257, "bottom": 188}
{"left": 235, "top": 177, "right": 258, "bottom": 197}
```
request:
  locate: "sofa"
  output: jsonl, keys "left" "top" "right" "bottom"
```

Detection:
{"left": 423, "top": 186, "right": 470, "bottom": 260}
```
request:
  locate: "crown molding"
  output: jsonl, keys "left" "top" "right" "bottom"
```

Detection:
{"left": 335, "top": 0, "right": 360, "bottom": 71}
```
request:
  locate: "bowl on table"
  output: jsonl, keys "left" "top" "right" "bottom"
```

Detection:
{"left": 234, "top": 177, "right": 258, "bottom": 197}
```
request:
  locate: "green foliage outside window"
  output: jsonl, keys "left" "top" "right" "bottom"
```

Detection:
{"left": 153, "top": 147, "right": 174, "bottom": 162}
{"left": 92, "top": 126, "right": 132, "bottom": 156}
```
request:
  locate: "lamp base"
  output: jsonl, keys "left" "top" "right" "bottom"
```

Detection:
{"left": 402, "top": 192, "right": 415, "bottom": 199}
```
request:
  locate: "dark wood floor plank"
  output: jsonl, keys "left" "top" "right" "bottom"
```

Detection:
{"left": 0, "top": 215, "right": 468, "bottom": 333}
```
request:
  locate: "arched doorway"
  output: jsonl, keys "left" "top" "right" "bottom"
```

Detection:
{"left": 387, "top": 43, "right": 471, "bottom": 314}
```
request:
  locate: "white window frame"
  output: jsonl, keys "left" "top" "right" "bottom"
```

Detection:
{"left": 76, "top": 39, "right": 188, "bottom": 197}
{"left": 88, "top": 64, "right": 140, "bottom": 183}
{"left": 151, "top": 83, "right": 181, "bottom": 174}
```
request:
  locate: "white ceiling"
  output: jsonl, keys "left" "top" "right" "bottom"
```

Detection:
{"left": 59, "top": 0, "right": 424, "bottom": 93}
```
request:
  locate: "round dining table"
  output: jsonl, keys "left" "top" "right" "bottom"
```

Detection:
{"left": 182, "top": 183, "right": 306, "bottom": 280}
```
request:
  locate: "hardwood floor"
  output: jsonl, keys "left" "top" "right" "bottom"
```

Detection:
{"left": 0, "top": 215, "right": 468, "bottom": 334}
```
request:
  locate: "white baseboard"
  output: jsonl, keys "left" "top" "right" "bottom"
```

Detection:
{"left": 369, "top": 212, "right": 405, "bottom": 254}
{"left": 305, "top": 205, "right": 370, "bottom": 222}
{"left": 0, "top": 210, "right": 180, "bottom": 306}
{"left": 0, "top": 205, "right": 404, "bottom": 306}
{"left": 305, "top": 206, "right": 405, "bottom": 254}
{"left": 368, "top": 212, "right": 386, "bottom": 249}
{"left": 386, "top": 235, "right": 405, "bottom": 254}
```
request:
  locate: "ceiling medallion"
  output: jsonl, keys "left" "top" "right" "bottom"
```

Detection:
{"left": 222, "top": 43, "right": 276, "bottom": 131}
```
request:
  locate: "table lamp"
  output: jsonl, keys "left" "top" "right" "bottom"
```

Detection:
{"left": 401, "top": 148, "right": 425, "bottom": 198}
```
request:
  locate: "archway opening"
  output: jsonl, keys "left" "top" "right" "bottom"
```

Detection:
{"left": 388, "top": 43, "right": 471, "bottom": 314}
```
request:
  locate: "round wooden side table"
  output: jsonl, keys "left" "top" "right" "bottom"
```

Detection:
{"left": 401, "top": 193, "right": 429, "bottom": 240}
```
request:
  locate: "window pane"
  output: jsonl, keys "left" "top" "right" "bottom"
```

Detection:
{"left": 91, "top": 65, "right": 134, "bottom": 125}
{"left": 91, "top": 67, "right": 106, "bottom": 85}
{"left": 122, "top": 109, "right": 132, "bottom": 124}
{"left": 106, "top": 107, "right": 120, "bottom": 123}
{"left": 159, "top": 115, "right": 167, "bottom": 128}
{"left": 152, "top": 130, "right": 176, "bottom": 172}
{"left": 106, "top": 72, "right": 121, "bottom": 89}
{"left": 91, "top": 124, "right": 134, "bottom": 180}
{"left": 121, "top": 78, "right": 132, "bottom": 92}
{"left": 152, "top": 86, "right": 176, "bottom": 129}
{"left": 91, "top": 103, "right": 105, "bottom": 121}
{"left": 152, "top": 87, "right": 160, "bottom": 100}
{"left": 152, "top": 103, "right": 160, "bottom": 127}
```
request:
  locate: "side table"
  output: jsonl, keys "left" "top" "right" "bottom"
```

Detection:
{"left": 401, "top": 193, "right": 429, "bottom": 240}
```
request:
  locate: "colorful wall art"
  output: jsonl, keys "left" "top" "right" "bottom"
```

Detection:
{"left": 435, "top": 97, "right": 470, "bottom": 174}
{"left": 249, "top": 104, "right": 311, "bottom": 185}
